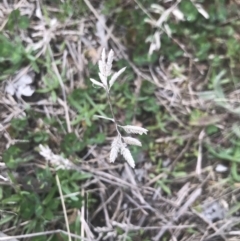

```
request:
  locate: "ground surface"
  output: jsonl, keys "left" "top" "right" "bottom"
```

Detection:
{"left": 1, "top": 0, "right": 240, "bottom": 241}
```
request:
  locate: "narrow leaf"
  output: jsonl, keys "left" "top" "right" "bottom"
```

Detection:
{"left": 107, "top": 49, "right": 114, "bottom": 66}
{"left": 98, "top": 72, "right": 107, "bottom": 87}
{"left": 90, "top": 78, "right": 104, "bottom": 88}
{"left": 98, "top": 60, "right": 105, "bottom": 76}
{"left": 106, "top": 49, "right": 114, "bottom": 76}
{"left": 109, "top": 67, "right": 126, "bottom": 89}
{"left": 93, "top": 115, "right": 114, "bottom": 122}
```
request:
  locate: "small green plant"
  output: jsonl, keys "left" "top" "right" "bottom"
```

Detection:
{"left": 90, "top": 49, "right": 148, "bottom": 168}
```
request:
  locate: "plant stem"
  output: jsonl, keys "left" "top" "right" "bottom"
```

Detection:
{"left": 106, "top": 92, "right": 121, "bottom": 136}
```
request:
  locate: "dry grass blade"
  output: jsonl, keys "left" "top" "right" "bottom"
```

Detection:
{"left": 56, "top": 174, "right": 72, "bottom": 241}
{"left": 175, "top": 188, "right": 202, "bottom": 221}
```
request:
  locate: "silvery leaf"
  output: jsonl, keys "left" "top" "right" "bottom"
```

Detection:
{"left": 109, "top": 67, "right": 126, "bottom": 89}
{"left": 90, "top": 78, "right": 104, "bottom": 88}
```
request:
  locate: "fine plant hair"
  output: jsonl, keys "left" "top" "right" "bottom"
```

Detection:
{"left": 90, "top": 48, "right": 148, "bottom": 168}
